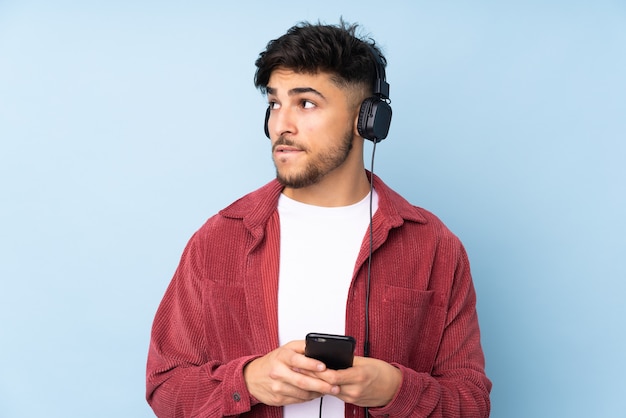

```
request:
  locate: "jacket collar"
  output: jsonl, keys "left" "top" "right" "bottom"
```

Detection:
{"left": 218, "top": 171, "right": 427, "bottom": 234}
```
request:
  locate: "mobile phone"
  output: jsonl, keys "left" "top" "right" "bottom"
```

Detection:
{"left": 305, "top": 332, "right": 356, "bottom": 370}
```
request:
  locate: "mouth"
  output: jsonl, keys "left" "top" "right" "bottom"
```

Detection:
{"left": 273, "top": 144, "right": 304, "bottom": 165}
{"left": 273, "top": 145, "right": 302, "bottom": 153}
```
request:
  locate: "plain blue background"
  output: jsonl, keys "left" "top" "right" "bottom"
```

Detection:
{"left": 1, "top": 1, "right": 625, "bottom": 417}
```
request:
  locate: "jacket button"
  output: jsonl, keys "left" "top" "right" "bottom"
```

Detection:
{"left": 233, "top": 392, "right": 241, "bottom": 402}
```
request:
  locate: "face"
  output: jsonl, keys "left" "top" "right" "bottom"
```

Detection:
{"left": 265, "top": 68, "right": 359, "bottom": 189}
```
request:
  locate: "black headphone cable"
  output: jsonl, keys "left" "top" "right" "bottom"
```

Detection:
{"left": 363, "top": 139, "right": 378, "bottom": 418}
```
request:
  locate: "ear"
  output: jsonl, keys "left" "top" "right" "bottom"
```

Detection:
{"left": 353, "top": 107, "right": 363, "bottom": 138}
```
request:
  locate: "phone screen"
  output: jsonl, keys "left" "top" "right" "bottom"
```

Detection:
{"left": 305, "top": 332, "right": 356, "bottom": 370}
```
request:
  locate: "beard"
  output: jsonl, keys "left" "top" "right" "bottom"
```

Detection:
{"left": 274, "top": 129, "right": 354, "bottom": 189}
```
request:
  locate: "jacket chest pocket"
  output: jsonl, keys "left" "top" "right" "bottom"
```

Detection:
{"left": 377, "top": 286, "right": 446, "bottom": 373}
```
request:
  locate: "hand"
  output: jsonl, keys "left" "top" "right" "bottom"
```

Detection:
{"left": 315, "top": 356, "right": 402, "bottom": 408}
{"left": 243, "top": 340, "right": 341, "bottom": 406}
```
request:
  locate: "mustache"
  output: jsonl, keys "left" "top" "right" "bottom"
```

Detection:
{"left": 272, "top": 136, "right": 305, "bottom": 151}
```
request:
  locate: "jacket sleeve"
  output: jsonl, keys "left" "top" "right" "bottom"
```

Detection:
{"left": 369, "top": 244, "right": 491, "bottom": 417}
{"left": 145, "top": 232, "right": 259, "bottom": 417}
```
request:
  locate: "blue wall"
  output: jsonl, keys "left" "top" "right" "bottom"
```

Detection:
{"left": 1, "top": 1, "right": 624, "bottom": 417}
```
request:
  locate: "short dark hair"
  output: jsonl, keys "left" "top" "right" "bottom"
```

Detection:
{"left": 254, "top": 20, "right": 386, "bottom": 96}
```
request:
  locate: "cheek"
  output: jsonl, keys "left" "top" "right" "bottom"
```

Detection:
{"left": 302, "top": 110, "right": 355, "bottom": 142}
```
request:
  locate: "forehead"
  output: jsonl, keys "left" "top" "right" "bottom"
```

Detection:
{"left": 266, "top": 68, "right": 335, "bottom": 92}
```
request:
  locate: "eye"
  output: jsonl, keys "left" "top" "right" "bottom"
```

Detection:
{"left": 268, "top": 101, "right": 281, "bottom": 110}
{"left": 301, "top": 100, "right": 316, "bottom": 109}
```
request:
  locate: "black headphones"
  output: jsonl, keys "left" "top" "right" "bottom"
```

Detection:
{"left": 357, "top": 46, "right": 392, "bottom": 143}
{"left": 264, "top": 46, "right": 392, "bottom": 143}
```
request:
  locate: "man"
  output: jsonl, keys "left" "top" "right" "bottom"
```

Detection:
{"left": 146, "top": 21, "right": 491, "bottom": 417}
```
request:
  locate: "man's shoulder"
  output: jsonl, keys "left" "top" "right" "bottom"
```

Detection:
{"left": 376, "top": 177, "right": 461, "bottom": 243}
{"left": 193, "top": 179, "right": 282, "bottom": 235}
{"left": 375, "top": 175, "right": 436, "bottom": 226}
{"left": 218, "top": 179, "right": 282, "bottom": 218}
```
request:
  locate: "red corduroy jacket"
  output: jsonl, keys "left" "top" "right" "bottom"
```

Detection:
{"left": 146, "top": 174, "right": 491, "bottom": 417}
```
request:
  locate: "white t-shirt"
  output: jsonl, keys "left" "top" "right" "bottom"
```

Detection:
{"left": 277, "top": 190, "right": 378, "bottom": 417}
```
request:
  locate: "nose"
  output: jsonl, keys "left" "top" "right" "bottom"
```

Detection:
{"left": 269, "top": 106, "right": 296, "bottom": 139}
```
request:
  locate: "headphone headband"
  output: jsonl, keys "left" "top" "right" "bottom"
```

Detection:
{"left": 369, "top": 46, "right": 390, "bottom": 100}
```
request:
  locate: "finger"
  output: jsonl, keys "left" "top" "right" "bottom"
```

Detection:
{"left": 284, "top": 339, "right": 307, "bottom": 354}
{"left": 257, "top": 383, "right": 323, "bottom": 406}
{"left": 289, "top": 368, "right": 340, "bottom": 396}
{"left": 270, "top": 376, "right": 324, "bottom": 404}
{"left": 291, "top": 356, "right": 327, "bottom": 373}
{"left": 281, "top": 344, "right": 326, "bottom": 373}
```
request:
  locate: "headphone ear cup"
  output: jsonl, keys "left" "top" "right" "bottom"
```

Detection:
{"left": 357, "top": 97, "right": 392, "bottom": 142}
{"left": 264, "top": 107, "right": 271, "bottom": 139}
{"left": 357, "top": 97, "right": 374, "bottom": 139}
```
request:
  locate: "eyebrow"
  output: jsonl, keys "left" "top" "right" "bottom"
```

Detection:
{"left": 266, "top": 86, "right": 326, "bottom": 100}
